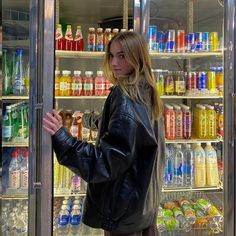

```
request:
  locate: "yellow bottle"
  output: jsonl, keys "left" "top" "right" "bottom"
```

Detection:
{"left": 204, "top": 142, "right": 219, "bottom": 186}
{"left": 54, "top": 156, "right": 60, "bottom": 189}
{"left": 206, "top": 105, "right": 217, "bottom": 139}
{"left": 198, "top": 105, "right": 207, "bottom": 139}
{"left": 194, "top": 143, "right": 206, "bottom": 187}
{"left": 60, "top": 70, "right": 71, "bottom": 96}
{"left": 55, "top": 70, "right": 61, "bottom": 96}
{"left": 25, "top": 63, "right": 30, "bottom": 95}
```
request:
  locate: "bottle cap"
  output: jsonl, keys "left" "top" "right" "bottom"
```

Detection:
{"left": 74, "top": 70, "right": 81, "bottom": 76}
{"left": 97, "top": 71, "right": 103, "bottom": 76}
{"left": 62, "top": 70, "right": 71, "bottom": 75}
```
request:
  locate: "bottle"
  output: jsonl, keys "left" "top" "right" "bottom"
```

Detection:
{"left": 182, "top": 105, "right": 192, "bottom": 139}
{"left": 207, "top": 70, "right": 217, "bottom": 94}
{"left": 70, "top": 112, "right": 80, "bottom": 139}
{"left": 71, "top": 174, "right": 81, "bottom": 194}
{"left": 25, "top": 62, "right": 30, "bottom": 95}
{"left": 218, "top": 104, "right": 224, "bottom": 137}
{"left": 174, "top": 71, "right": 186, "bottom": 95}
{"left": 9, "top": 51, "right": 17, "bottom": 94}
{"left": 164, "top": 71, "right": 174, "bottom": 95}
{"left": 15, "top": 211, "right": 28, "bottom": 236}
{"left": 3, "top": 106, "right": 13, "bottom": 142}
{"left": 216, "top": 67, "right": 223, "bottom": 95}
{"left": 70, "top": 205, "right": 82, "bottom": 235}
{"left": 9, "top": 150, "right": 21, "bottom": 189}
{"left": 57, "top": 205, "right": 70, "bottom": 235}
{"left": 63, "top": 110, "right": 73, "bottom": 131}
{"left": 73, "top": 25, "right": 84, "bottom": 51}
{"left": 17, "top": 105, "right": 28, "bottom": 141}
{"left": 112, "top": 28, "right": 119, "bottom": 38}
{"left": 55, "top": 70, "right": 61, "bottom": 96}
{"left": 104, "top": 28, "right": 112, "bottom": 49}
{"left": 87, "top": 27, "right": 96, "bottom": 51}
{"left": 164, "top": 144, "right": 173, "bottom": 188}
{"left": 54, "top": 157, "right": 60, "bottom": 189}
{"left": 2, "top": 49, "right": 12, "bottom": 95}
{"left": 164, "top": 104, "right": 175, "bottom": 140}
{"left": 205, "top": 142, "right": 219, "bottom": 186}
{"left": 81, "top": 110, "right": 91, "bottom": 141}
{"left": 2, "top": 207, "right": 8, "bottom": 235}
{"left": 173, "top": 104, "right": 183, "bottom": 139}
{"left": 206, "top": 105, "right": 217, "bottom": 139}
{"left": 193, "top": 143, "right": 206, "bottom": 187}
{"left": 183, "top": 144, "right": 194, "bottom": 187}
{"left": 83, "top": 71, "right": 94, "bottom": 96}
{"left": 55, "top": 24, "right": 66, "bottom": 50}
{"left": 65, "top": 25, "right": 73, "bottom": 50}
{"left": 194, "top": 104, "right": 207, "bottom": 139}
{"left": 20, "top": 150, "right": 29, "bottom": 189}
{"left": 179, "top": 198, "right": 196, "bottom": 224}
{"left": 173, "top": 207, "right": 191, "bottom": 232}
{"left": 13, "top": 49, "right": 26, "bottom": 96}
{"left": 60, "top": 70, "right": 71, "bottom": 96}
{"left": 173, "top": 144, "right": 184, "bottom": 187}
{"left": 104, "top": 78, "right": 112, "bottom": 96}
{"left": 71, "top": 70, "right": 83, "bottom": 96}
{"left": 94, "top": 71, "right": 105, "bottom": 96}
{"left": 96, "top": 28, "right": 104, "bottom": 51}
{"left": 153, "top": 69, "right": 165, "bottom": 96}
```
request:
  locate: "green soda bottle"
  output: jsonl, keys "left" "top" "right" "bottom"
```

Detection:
{"left": 2, "top": 106, "right": 13, "bottom": 142}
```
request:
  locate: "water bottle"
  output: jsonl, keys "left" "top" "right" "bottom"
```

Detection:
{"left": 164, "top": 144, "right": 173, "bottom": 187}
{"left": 2, "top": 207, "right": 8, "bottom": 236}
{"left": 183, "top": 144, "right": 194, "bottom": 187}
{"left": 20, "top": 150, "right": 29, "bottom": 189}
{"left": 8, "top": 150, "right": 21, "bottom": 189}
{"left": 173, "top": 144, "right": 184, "bottom": 187}
{"left": 57, "top": 205, "right": 70, "bottom": 235}
{"left": 13, "top": 49, "right": 26, "bottom": 96}
{"left": 70, "top": 205, "right": 82, "bottom": 234}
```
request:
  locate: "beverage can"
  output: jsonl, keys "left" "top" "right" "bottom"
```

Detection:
{"left": 197, "top": 72, "right": 207, "bottom": 91}
{"left": 148, "top": 25, "right": 157, "bottom": 51}
{"left": 207, "top": 71, "right": 217, "bottom": 93}
{"left": 187, "top": 33, "right": 195, "bottom": 52}
{"left": 165, "top": 30, "right": 175, "bottom": 52}
{"left": 156, "top": 217, "right": 166, "bottom": 232}
{"left": 202, "top": 32, "right": 210, "bottom": 51}
{"left": 176, "top": 30, "right": 185, "bottom": 53}
{"left": 157, "top": 31, "right": 164, "bottom": 52}
{"left": 196, "top": 198, "right": 211, "bottom": 213}
{"left": 210, "top": 32, "right": 219, "bottom": 51}
{"left": 195, "top": 32, "right": 203, "bottom": 51}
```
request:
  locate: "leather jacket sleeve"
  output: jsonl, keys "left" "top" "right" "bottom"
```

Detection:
{"left": 52, "top": 113, "right": 139, "bottom": 183}
{"left": 82, "top": 111, "right": 102, "bottom": 131}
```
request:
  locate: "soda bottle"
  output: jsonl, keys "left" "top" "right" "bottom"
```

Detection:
{"left": 5, "top": 212, "right": 17, "bottom": 235}
{"left": 112, "top": 28, "right": 119, "bottom": 38}
{"left": 83, "top": 71, "right": 94, "bottom": 96}
{"left": 25, "top": 62, "right": 30, "bottom": 95}
{"left": 104, "top": 28, "right": 112, "bottom": 49}
{"left": 206, "top": 105, "right": 217, "bottom": 139}
{"left": 15, "top": 210, "right": 28, "bottom": 235}
{"left": 73, "top": 25, "right": 84, "bottom": 51}
{"left": 173, "top": 144, "right": 184, "bottom": 187}
{"left": 71, "top": 174, "right": 81, "bottom": 194}
{"left": 20, "top": 149, "right": 29, "bottom": 189}
{"left": 13, "top": 49, "right": 26, "bottom": 96}
{"left": 87, "top": 27, "right": 96, "bottom": 51}
{"left": 183, "top": 144, "right": 194, "bottom": 187}
{"left": 9, "top": 150, "right": 21, "bottom": 189}
{"left": 65, "top": 25, "right": 73, "bottom": 51}
{"left": 70, "top": 205, "right": 82, "bottom": 235}
{"left": 174, "top": 71, "right": 186, "bottom": 95}
{"left": 96, "top": 28, "right": 104, "bottom": 51}
{"left": 173, "top": 104, "right": 183, "bottom": 139}
{"left": 55, "top": 24, "right": 66, "bottom": 50}
{"left": 164, "top": 71, "right": 174, "bottom": 95}
{"left": 205, "top": 142, "right": 219, "bottom": 186}
{"left": 164, "top": 104, "right": 175, "bottom": 140}
{"left": 193, "top": 143, "right": 206, "bottom": 187}
{"left": 71, "top": 71, "right": 83, "bottom": 96}
{"left": 104, "top": 78, "right": 112, "bottom": 95}
{"left": 216, "top": 67, "right": 224, "bottom": 95}
{"left": 2, "top": 49, "right": 12, "bottom": 95}
{"left": 94, "top": 71, "right": 105, "bottom": 96}
{"left": 55, "top": 70, "right": 61, "bottom": 96}
{"left": 182, "top": 105, "right": 192, "bottom": 139}
{"left": 3, "top": 106, "right": 13, "bottom": 142}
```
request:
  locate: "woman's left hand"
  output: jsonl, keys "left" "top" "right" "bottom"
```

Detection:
{"left": 43, "top": 109, "right": 63, "bottom": 135}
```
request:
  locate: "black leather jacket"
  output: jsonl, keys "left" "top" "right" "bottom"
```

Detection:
{"left": 52, "top": 86, "right": 165, "bottom": 233}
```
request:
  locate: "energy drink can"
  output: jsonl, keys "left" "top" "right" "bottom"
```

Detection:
{"left": 187, "top": 33, "right": 195, "bottom": 52}
{"left": 210, "top": 32, "right": 219, "bottom": 51}
{"left": 157, "top": 31, "right": 164, "bottom": 52}
{"left": 202, "top": 32, "right": 210, "bottom": 51}
{"left": 148, "top": 25, "right": 157, "bottom": 51}
{"left": 165, "top": 30, "right": 175, "bottom": 52}
{"left": 176, "top": 30, "right": 185, "bottom": 52}
{"left": 195, "top": 32, "right": 203, "bottom": 51}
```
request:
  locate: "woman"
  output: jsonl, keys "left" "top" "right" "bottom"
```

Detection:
{"left": 43, "top": 32, "right": 165, "bottom": 236}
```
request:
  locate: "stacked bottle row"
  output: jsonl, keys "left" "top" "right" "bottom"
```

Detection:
{"left": 157, "top": 196, "right": 223, "bottom": 234}
{"left": 164, "top": 103, "right": 223, "bottom": 140}
{"left": 2, "top": 48, "right": 30, "bottom": 96}
{"left": 148, "top": 26, "right": 222, "bottom": 52}
{"left": 2, "top": 102, "right": 29, "bottom": 143}
{"left": 164, "top": 143, "right": 222, "bottom": 189}
{"left": 54, "top": 196, "right": 103, "bottom": 236}
{"left": 55, "top": 70, "right": 113, "bottom": 96}
{"left": 153, "top": 69, "right": 224, "bottom": 96}
{"left": 2, "top": 199, "right": 28, "bottom": 236}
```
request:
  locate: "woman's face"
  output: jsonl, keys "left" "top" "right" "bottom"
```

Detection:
{"left": 109, "top": 41, "right": 134, "bottom": 78}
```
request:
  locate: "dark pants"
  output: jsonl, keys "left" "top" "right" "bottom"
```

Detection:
{"left": 104, "top": 224, "right": 159, "bottom": 236}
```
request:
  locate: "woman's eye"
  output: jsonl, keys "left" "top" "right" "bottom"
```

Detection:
{"left": 119, "top": 55, "right": 125, "bottom": 59}
{"left": 108, "top": 54, "right": 113, "bottom": 59}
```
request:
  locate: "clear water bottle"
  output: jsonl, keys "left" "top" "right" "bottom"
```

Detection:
{"left": 70, "top": 205, "right": 82, "bottom": 235}
{"left": 57, "top": 205, "right": 70, "bottom": 235}
{"left": 164, "top": 144, "right": 173, "bottom": 187}
{"left": 13, "top": 49, "right": 26, "bottom": 96}
{"left": 173, "top": 144, "right": 184, "bottom": 187}
{"left": 183, "top": 144, "right": 194, "bottom": 187}
{"left": 20, "top": 150, "right": 29, "bottom": 189}
{"left": 8, "top": 151, "right": 21, "bottom": 189}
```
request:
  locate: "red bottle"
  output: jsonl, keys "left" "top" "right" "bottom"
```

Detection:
{"left": 83, "top": 71, "right": 94, "bottom": 96}
{"left": 65, "top": 25, "right": 73, "bottom": 51}
{"left": 73, "top": 25, "right": 84, "bottom": 51}
{"left": 55, "top": 24, "right": 66, "bottom": 50}
{"left": 72, "top": 70, "right": 83, "bottom": 96}
{"left": 104, "top": 78, "right": 112, "bottom": 96}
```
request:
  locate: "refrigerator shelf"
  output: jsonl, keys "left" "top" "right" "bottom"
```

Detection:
{"left": 160, "top": 95, "right": 223, "bottom": 99}
{"left": 2, "top": 95, "right": 29, "bottom": 100}
{"left": 2, "top": 141, "right": 29, "bottom": 147}
{"left": 1, "top": 191, "right": 28, "bottom": 199}
{"left": 54, "top": 193, "right": 86, "bottom": 197}
{"left": 165, "top": 138, "right": 223, "bottom": 143}
{"left": 55, "top": 96, "right": 107, "bottom": 99}
{"left": 56, "top": 50, "right": 105, "bottom": 59}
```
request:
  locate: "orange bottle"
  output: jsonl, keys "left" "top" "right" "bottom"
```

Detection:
{"left": 164, "top": 104, "right": 175, "bottom": 140}
{"left": 55, "top": 70, "right": 61, "bottom": 96}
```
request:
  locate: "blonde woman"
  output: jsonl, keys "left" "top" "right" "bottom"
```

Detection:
{"left": 43, "top": 32, "right": 165, "bottom": 236}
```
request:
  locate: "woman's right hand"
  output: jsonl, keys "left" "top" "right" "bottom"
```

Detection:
{"left": 43, "top": 109, "right": 63, "bottom": 136}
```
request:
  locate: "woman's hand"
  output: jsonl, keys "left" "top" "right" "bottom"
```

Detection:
{"left": 43, "top": 109, "right": 63, "bottom": 135}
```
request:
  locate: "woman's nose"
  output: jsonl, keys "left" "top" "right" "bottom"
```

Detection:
{"left": 111, "top": 56, "right": 119, "bottom": 66}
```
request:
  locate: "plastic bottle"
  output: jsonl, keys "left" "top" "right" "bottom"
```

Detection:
{"left": 104, "top": 28, "right": 112, "bottom": 50}
{"left": 13, "top": 49, "right": 26, "bottom": 96}
{"left": 2, "top": 207, "right": 8, "bottom": 235}
{"left": 55, "top": 70, "right": 61, "bottom": 96}
{"left": 65, "top": 25, "right": 73, "bottom": 51}
{"left": 173, "top": 104, "right": 183, "bottom": 139}
{"left": 164, "top": 71, "right": 174, "bottom": 95}
{"left": 3, "top": 106, "right": 13, "bottom": 142}
{"left": 20, "top": 150, "right": 29, "bottom": 189}
{"left": 218, "top": 104, "right": 224, "bottom": 137}
{"left": 87, "top": 27, "right": 96, "bottom": 51}
{"left": 174, "top": 71, "right": 186, "bottom": 95}
{"left": 183, "top": 144, "right": 194, "bottom": 187}
{"left": 205, "top": 142, "right": 219, "bottom": 186}
{"left": 96, "top": 28, "right": 104, "bottom": 51}
{"left": 71, "top": 71, "right": 83, "bottom": 96}
{"left": 164, "top": 104, "right": 175, "bottom": 140}
{"left": 60, "top": 70, "right": 71, "bottom": 96}
{"left": 182, "top": 105, "right": 192, "bottom": 139}
{"left": 94, "top": 71, "right": 105, "bottom": 96}
{"left": 70, "top": 205, "right": 82, "bottom": 235}
{"left": 71, "top": 174, "right": 81, "bottom": 194}
{"left": 83, "top": 71, "right": 94, "bottom": 96}
{"left": 25, "top": 62, "right": 30, "bottom": 95}
{"left": 104, "top": 78, "right": 112, "bottom": 96}
{"left": 73, "top": 25, "right": 84, "bottom": 51}
{"left": 55, "top": 24, "right": 66, "bottom": 50}
{"left": 206, "top": 105, "right": 217, "bottom": 139}
{"left": 17, "top": 105, "right": 28, "bottom": 141}
{"left": 164, "top": 144, "right": 173, "bottom": 187}
{"left": 193, "top": 143, "right": 206, "bottom": 187}
{"left": 173, "top": 144, "right": 184, "bottom": 187}
{"left": 9, "top": 150, "right": 21, "bottom": 189}
{"left": 194, "top": 104, "right": 207, "bottom": 139}
{"left": 173, "top": 207, "right": 191, "bottom": 232}
{"left": 2, "top": 49, "right": 12, "bottom": 95}
{"left": 112, "top": 28, "right": 119, "bottom": 38}
{"left": 153, "top": 69, "right": 165, "bottom": 96}
{"left": 57, "top": 205, "right": 70, "bottom": 235}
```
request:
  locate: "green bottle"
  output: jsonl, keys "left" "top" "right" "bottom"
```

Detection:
{"left": 2, "top": 49, "right": 12, "bottom": 95}
{"left": 2, "top": 106, "right": 13, "bottom": 142}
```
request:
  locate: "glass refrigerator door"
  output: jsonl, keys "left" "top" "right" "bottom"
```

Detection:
{"left": 52, "top": 0, "right": 133, "bottom": 235}
{"left": 1, "top": 0, "right": 30, "bottom": 235}
{"left": 147, "top": 0, "right": 235, "bottom": 235}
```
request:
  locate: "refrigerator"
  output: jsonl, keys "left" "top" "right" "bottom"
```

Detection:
{"left": 1, "top": 0, "right": 236, "bottom": 236}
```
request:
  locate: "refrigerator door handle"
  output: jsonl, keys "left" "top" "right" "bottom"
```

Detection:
{"left": 33, "top": 182, "right": 42, "bottom": 189}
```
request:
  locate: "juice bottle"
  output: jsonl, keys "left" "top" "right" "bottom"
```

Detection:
{"left": 87, "top": 27, "right": 96, "bottom": 51}
{"left": 55, "top": 24, "right": 65, "bottom": 50}
{"left": 173, "top": 104, "right": 183, "bottom": 139}
{"left": 153, "top": 69, "right": 165, "bottom": 95}
{"left": 71, "top": 70, "right": 83, "bottom": 96}
{"left": 73, "top": 25, "right": 84, "bottom": 51}
{"left": 204, "top": 142, "right": 219, "bottom": 186}
{"left": 112, "top": 28, "right": 119, "bottom": 38}
{"left": 96, "top": 28, "right": 104, "bottom": 51}
{"left": 104, "top": 78, "right": 112, "bottom": 96}
{"left": 54, "top": 157, "right": 60, "bottom": 189}
{"left": 83, "top": 71, "right": 94, "bottom": 96}
{"left": 214, "top": 103, "right": 219, "bottom": 135}
{"left": 94, "top": 71, "right": 105, "bottom": 96}
{"left": 207, "top": 71, "right": 217, "bottom": 94}
{"left": 194, "top": 105, "right": 207, "bottom": 139}
{"left": 60, "top": 70, "right": 71, "bottom": 96}
{"left": 164, "top": 71, "right": 174, "bottom": 95}
{"left": 104, "top": 28, "right": 112, "bottom": 50}
{"left": 175, "top": 71, "right": 186, "bottom": 96}
{"left": 55, "top": 70, "right": 61, "bottom": 96}
{"left": 65, "top": 25, "right": 73, "bottom": 51}
{"left": 193, "top": 143, "right": 206, "bottom": 187}
{"left": 206, "top": 105, "right": 217, "bottom": 139}
{"left": 216, "top": 67, "right": 224, "bottom": 95}
{"left": 164, "top": 104, "right": 175, "bottom": 140}
{"left": 182, "top": 105, "right": 192, "bottom": 139}
{"left": 218, "top": 104, "right": 224, "bottom": 137}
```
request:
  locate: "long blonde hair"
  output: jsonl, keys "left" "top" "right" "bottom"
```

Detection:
{"left": 102, "top": 31, "right": 163, "bottom": 119}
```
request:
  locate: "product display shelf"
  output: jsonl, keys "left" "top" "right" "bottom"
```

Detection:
{"left": 54, "top": 192, "right": 86, "bottom": 198}
{"left": 161, "top": 94, "right": 223, "bottom": 99}
{"left": 1, "top": 192, "right": 28, "bottom": 200}
{"left": 2, "top": 141, "right": 29, "bottom": 147}
{"left": 2, "top": 95, "right": 29, "bottom": 100}
{"left": 55, "top": 50, "right": 105, "bottom": 59}
{"left": 165, "top": 138, "right": 222, "bottom": 144}
{"left": 55, "top": 96, "right": 107, "bottom": 100}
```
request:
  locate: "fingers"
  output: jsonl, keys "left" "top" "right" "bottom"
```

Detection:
{"left": 43, "top": 110, "right": 63, "bottom": 135}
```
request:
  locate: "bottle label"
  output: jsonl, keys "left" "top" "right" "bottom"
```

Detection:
{"left": 60, "top": 82, "right": 67, "bottom": 91}
{"left": 72, "top": 82, "right": 82, "bottom": 91}
{"left": 3, "top": 126, "right": 13, "bottom": 138}
{"left": 95, "top": 83, "right": 105, "bottom": 90}
{"left": 9, "top": 170, "right": 20, "bottom": 189}
{"left": 20, "top": 170, "right": 28, "bottom": 188}
{"left": 83, "top": 83, "right": 93, "bottom": 91}
{"left": 175, "top": 81, "right": 186, "bottom": 93}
